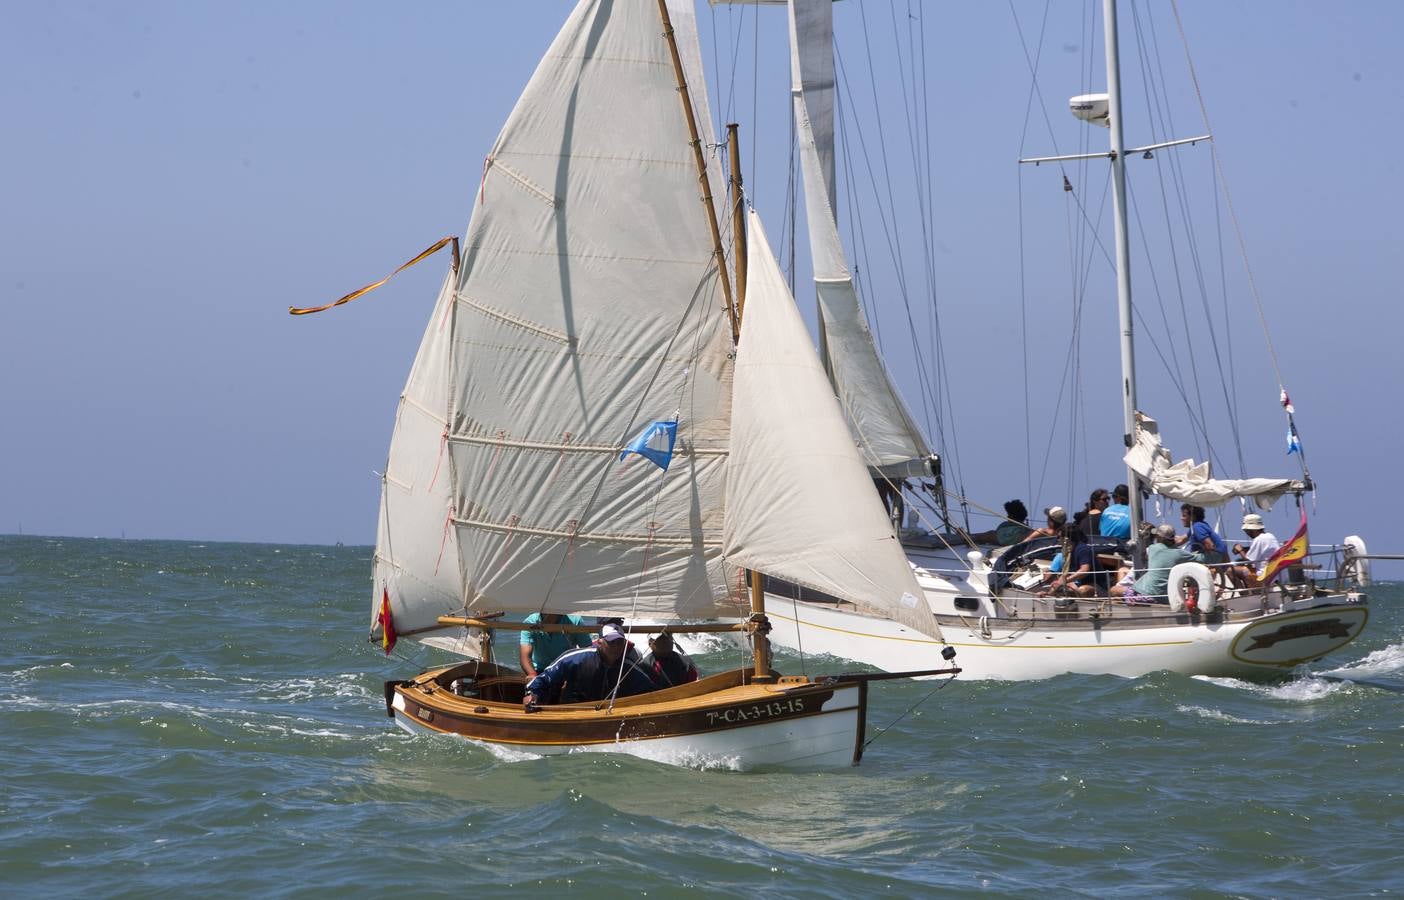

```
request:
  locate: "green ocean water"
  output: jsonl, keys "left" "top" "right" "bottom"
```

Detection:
{"left": 2, "top": 534, "right": 1400, "bottom": 897}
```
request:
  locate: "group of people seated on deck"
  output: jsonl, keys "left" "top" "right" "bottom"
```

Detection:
{"left": 974, "top": 482, "right": 1285, "bottom": 604}
{"left": 519, "top": 616, "right": 699, "bottom": 710}
{"left": 971, "top": 484, "right": 1135, "bottom": 547}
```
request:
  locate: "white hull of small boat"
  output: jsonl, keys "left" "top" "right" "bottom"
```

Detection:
{"left": 765, "top": 593, "right": 1369, "bottom": 681}
{"left": 389, "top": 682, "right": 864, "bottom": 771}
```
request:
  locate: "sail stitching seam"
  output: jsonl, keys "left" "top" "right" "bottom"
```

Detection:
{"left": 452, "top": 515, "right": 721, "bottom": 547}
{"left": 461, "top": 242, "right": 709, "bottom": 267}
{"left": 484, "top": 157, "right": 559, "bottom": 207}
{"left": 454, "top": 292, "right": 572, "bottom": 344}
{"left": 493, "top": 149, "right": 690, "bottom": 168}
{"left": 448, "top": 432, "right": 725, "bottom": 456}
{"left": 400, "top": 394, "right": 447, "bottom": 426}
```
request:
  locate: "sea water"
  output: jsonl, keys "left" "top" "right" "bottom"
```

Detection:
{"left": 2, "top": 535, "right": 1400, "bottom": 896}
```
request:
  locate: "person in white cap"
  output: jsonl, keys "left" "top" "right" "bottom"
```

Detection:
{"left": 1027, "top": 506, "right": 1068, "bottom": 540}
{"left": 523, "top": 622, "right": 655, "bottom": 709}
{"left": 1229, "top": 513, "right": 1282, "bottom": 588}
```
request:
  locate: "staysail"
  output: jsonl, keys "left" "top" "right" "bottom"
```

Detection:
{"left": 724, "top": 210, "right": 939, "bottom": 640}
{"left": 789, "top": 0, "right": 932, "bottom": 478}
{"left": 1124, "top": 412, "right": 1303, "bottom": 509}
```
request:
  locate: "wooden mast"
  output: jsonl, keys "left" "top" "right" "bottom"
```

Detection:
{"left": 656, "top": 4, "right": 767, "bottom": 681}
{"left": 726, "top": 121, "right": 769, "bottom": 681}
{"left": 656, "top": 0, "right": 738, "bottom": 342}
{"left": 728, "top": 123, "right": 749, "bottom": 318}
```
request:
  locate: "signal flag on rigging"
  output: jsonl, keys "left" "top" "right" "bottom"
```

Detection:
{"left": 619, "top": 420, "right": 679, "bottom": 472}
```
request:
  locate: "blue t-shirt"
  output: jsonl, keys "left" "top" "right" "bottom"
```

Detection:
{"left": 520, "top": 613, "right": 592, "bottom": 672}
{"left": 1067, "top": 543, "right": 1110, "bottom": 588}
{"left": 1189, "top": 521, "right": 1227, "bottom": 558}
{"left": 1100, "top": 503, "right": 1131, "bottom": 539}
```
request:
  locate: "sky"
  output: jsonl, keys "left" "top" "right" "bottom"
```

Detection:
{"left": 4, "top": 1, "right": 1401, "bottom": 576}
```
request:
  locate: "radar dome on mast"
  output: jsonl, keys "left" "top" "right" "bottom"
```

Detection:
{"left": 1069, "top": 93, "right": 1110, "bottom": 127}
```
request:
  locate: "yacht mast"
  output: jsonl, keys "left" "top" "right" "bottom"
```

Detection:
{"left": 1102, "top": 0, "right": 1142, "bottom": 540}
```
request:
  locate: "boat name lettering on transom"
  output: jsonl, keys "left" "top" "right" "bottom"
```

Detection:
{"left": 706, "top": 698, "right": 805, "bottom": 726}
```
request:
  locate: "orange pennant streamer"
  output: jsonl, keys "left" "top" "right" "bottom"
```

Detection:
{"left": 290, "top": 236, "right": 459, "bottom": 316}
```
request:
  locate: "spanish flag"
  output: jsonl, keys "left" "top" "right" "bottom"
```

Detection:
{"left": 1258, "top": 510, "right": 1309, "bottom": 584}
{"left": 378, "top": 587, "right": 397, "bottom": 656}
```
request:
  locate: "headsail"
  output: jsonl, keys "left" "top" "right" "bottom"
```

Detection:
{"left": 789, "top": 0, "right": 932, "bottom": 478}
{"left": 724, "top": 210, "right": 940, "bottom": 641}
{"left": 1125, "top": 412, "right": 1304, "bottom": 509}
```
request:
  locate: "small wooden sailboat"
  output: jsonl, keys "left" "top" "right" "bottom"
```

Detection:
{"left": 309, "top": 0, "right": 957, "bottom": 769}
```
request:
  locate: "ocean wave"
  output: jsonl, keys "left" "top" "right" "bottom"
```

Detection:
{"left": 1320, "top": 641, "right": 1404, "bottom": 679}
{"left": 1193, "top": 674, "right": 1350, "bottom": 702}
{"left": 1175, "top": 704, "right": 1280, "bottom": 725}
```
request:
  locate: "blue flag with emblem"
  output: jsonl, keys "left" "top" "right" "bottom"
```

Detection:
{"left": 619, "top": 420, "right": 678, "bottom": 472}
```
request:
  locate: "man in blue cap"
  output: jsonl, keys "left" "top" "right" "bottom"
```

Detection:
{"left": 523, "top": 623, "right": 655, "bottom": 709}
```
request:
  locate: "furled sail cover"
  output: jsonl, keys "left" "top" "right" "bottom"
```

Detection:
{"left": 441, "top": 0, "right": 741, "bottom": 623}
{"left": 725, "top": 211, "right": 940, "bottom": 641}
{"left": 790, "top": 0, "right": 932, "bottom": 479}
{"left": 1125, "top": 412, "right": 1302, "bottom": 509}
{"left": 372, "top": 269, "right": 470, "bottom": 651}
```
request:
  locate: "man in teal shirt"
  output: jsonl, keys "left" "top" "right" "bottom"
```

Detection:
{"left": 1115, "top": 523, "right": 1194, "bottom": 602}
{"left": 519, "top": 612, "right": 592, "bottom": 678}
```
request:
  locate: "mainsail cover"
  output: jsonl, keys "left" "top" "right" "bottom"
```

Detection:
{"left": 790, "top": 0, "right": 932, "bottom": 478}
{"left": 1124, "top": 412, "right": 1302, "bottom": 509}
{"left": 724, "top": 211, "right": 939, "bottom": 641}
{"left": 438, "top": 0, "right": 740, "bottom": 623}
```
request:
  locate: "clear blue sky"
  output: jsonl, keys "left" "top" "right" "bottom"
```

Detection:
{"left": 4, "top": 2, "right": 1400, "bottom": 576}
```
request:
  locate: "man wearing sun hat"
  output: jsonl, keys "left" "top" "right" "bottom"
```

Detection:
{"left": 523, "top": 622, "right": 656, "bottom": 709}
{"left": 1229, "top": 513, "right": 1282, "bottom": 588}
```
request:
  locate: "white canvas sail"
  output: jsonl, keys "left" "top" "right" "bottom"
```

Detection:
{"left": 725, "top": 210, "right": 940, "bottom": 640}
{"left": 788, "top": 0, "right": 932, "bottom": 478}
{"left": 436, "top": 0, "right": 742, "bottom": 624}
{"left": 1125, "top": 412, "right": 1302, "bottom": 509}
{"left": 371, "top": 270, "right": 465, "bottom": 646}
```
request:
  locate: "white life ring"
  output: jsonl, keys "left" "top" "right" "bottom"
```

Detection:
{"left": 1167, "top": 562, "right": 1215, "bottom": 613}
{"left": 1342, "top": 535, "right": 1370, "bottom": 587}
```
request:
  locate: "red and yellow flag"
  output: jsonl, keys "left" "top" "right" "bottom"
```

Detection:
{"left": 378, "top": 587, "right": 397, "bottom": 656}
{"left": 1258, "top": 510, "right": 1309, "bottom": 584}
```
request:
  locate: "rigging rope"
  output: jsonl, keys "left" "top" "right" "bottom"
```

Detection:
{"left": 862, "top": 669, "right": 959, "bottom": 751}
{"left": 1168, "top": 0, "right": 1312, "bottom": 488}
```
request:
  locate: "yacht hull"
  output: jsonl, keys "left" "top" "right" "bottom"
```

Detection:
{"left": 765, "top": 594, "right": 1368, "bottom": 681}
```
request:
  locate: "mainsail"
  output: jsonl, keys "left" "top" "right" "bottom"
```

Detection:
{"left": 373, "top": 0, "right": 943, "bottom": 651}
{"left": 789, "top": 0, "right": 932, "bottom": 478}
{"left": 724, "top": 211, "right": 938, "bottom": 640}
{"left": 374, "top": 0, "right": 741, "bottom": 645}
